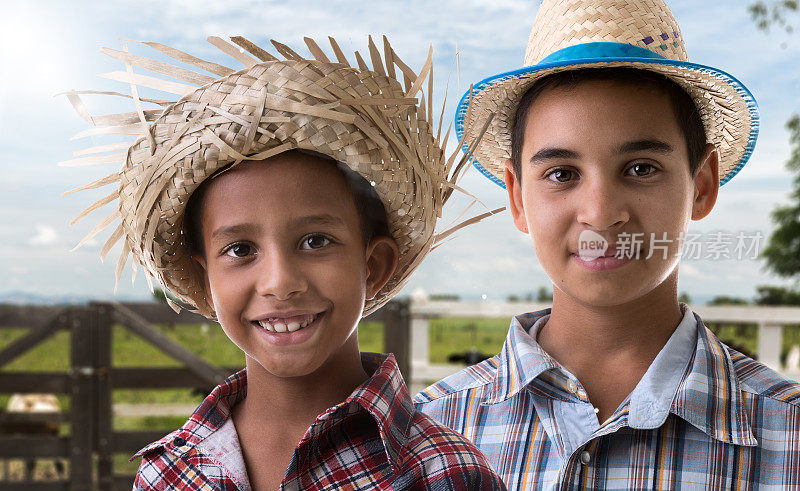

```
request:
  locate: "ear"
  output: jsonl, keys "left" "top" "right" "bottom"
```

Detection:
{"left": 192, "top": 253, "right": 214, "bottom": 312}
{"left": 364, "top": 236, "right": 399, "bottom": 300}
{"left": 691, "top": 143, "right": 720, "bottom": 221}
{"left": 504, "top": 158, "right": 529, "bottom": 233}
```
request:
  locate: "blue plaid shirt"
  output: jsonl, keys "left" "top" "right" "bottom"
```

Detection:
{"left": 414, "top": 307, "right": 800, "bottom": 490}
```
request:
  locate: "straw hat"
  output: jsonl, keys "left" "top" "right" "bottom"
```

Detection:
{"left": 61, "top": 36, "right": 499, "bottom": 317}
{"left": 456, "top": 0, "right": 759, "bottom": 189}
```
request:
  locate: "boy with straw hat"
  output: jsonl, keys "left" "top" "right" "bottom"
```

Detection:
{"left": 61, "top": 35, "right": 505, "bottom": 489}
{"left": 415, "top": 0, "right": 800, "bottom": 488}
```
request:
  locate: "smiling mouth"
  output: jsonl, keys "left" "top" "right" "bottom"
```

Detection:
{"left": 252, "top": 313, "right": 322, "bottom": 333}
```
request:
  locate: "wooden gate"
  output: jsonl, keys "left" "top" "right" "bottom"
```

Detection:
{"left": 0, "top": 300, "right": 410, "bottom": 489}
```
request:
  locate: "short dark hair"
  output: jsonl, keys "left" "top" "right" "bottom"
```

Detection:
{"left": 184, "top": 151, "right": 391, "bottom": 256}
{"left": 510, "top": 67, "right": 707, "bottom": 181}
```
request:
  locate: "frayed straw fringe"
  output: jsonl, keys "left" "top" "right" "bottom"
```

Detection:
{"left": 63, "top": 34, "right": 504, "bottom": 316}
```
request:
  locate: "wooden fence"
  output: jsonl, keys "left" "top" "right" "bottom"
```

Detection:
{"left": 0, "top": 300, "right": 408, "bottom": 490}
{"left": 3, "top": 298, "right": 799, "bottom": 487}
{"left": 405, "top": 299, "right": 800, "bottom": 393}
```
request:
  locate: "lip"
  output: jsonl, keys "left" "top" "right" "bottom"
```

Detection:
{"left": 250, "top": 311, "right": 324, "bottom": 346}
{"left": 571, "top": 252, "right": 633, "bottom": 271}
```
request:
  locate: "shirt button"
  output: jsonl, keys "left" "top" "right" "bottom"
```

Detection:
{"left": 580, "top": 450, "right": 591, "bottom": 465}
{"left": 173, "top": 437, "right": 186, "bottom": 447}
{"left": 567, "top": 380, "right": 578, "bottom": 394}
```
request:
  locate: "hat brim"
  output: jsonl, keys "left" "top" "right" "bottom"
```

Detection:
{"left": 455, "top": 55, "right": 759, "bottom": 189}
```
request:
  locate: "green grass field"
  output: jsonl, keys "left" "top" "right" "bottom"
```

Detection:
{"left": 2, "top": 316, "right": 799, "bottom": 476}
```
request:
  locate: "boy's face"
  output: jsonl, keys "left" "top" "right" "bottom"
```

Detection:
{"left": 195, "top": 153, "right": 397, "bottom": 378}
{"left": 505, "top": 80, "right": 718, "bottom": 307}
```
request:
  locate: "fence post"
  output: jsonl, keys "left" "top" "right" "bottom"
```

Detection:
{"left": 70, "top": 307, "right": 95, "bottom": 491}
{"left": 758, "top": 321, "right": 783, "bottom": 370}
{"left": 383, "top": 299, "right": 411, "bottom": 381}
{"left": 409, "top": 301, "right": 430, "bottom": 394}
{"left": 93, "top": 303, "right": 114, "bottom": 490}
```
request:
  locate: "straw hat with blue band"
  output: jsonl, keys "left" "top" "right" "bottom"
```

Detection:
{"left": 455, "top": 0, "right": 759, "bottom": 189}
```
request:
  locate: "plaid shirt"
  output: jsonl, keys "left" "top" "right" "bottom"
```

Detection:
{"left": 132, "top": 352, "right": 505, "bottom": 490}
{"left": 414, "top": 308, "right": 800, "bottom": 490}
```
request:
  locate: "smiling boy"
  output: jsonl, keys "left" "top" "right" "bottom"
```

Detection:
{"left": 63, "top": 36, "right": 504, "bottom": 489}
{"left": 415, "top": 0, "right": 800, "bottom": 489}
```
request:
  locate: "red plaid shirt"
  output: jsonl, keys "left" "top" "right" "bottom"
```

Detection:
{"left": 132, "top": 353, "right": 505, "bottom": 490}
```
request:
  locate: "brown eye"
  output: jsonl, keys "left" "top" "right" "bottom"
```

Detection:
{"left": 224, "top": 243, "right": 253, "bottom": 258}
{"left": 547, "top": 169, "right": 574, "bottom": 183}
{"left": 301, "top": 234, "right": 331, "bottom": 250}
{"left": 628, "top": 163, "right": 656, "bottom": 177}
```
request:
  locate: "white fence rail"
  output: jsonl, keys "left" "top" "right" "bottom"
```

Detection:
{"left": 407, "top": 300, "right": 800, "bottom": 394}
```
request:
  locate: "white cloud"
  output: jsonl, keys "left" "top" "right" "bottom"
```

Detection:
{"left": 28, "top": 225, "right": 60, "bottom": 247}
{"left": 679, "top": 263, "right": 713, "bottom": 280}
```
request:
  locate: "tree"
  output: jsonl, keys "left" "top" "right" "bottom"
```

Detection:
{"left": 748, "top": 1, "right": 798, "bottom": 33}
{"left": 750, "top": 3, "right": 800, "bottom": 304}
{"left": 536, "top": 286, "right": 553, "bottom": 302}
{"left": 678, "top": 291, "right": 692, "bottom": 304}
{"left": 708, "top": 295, "right": 750, "bottom": 306}
{"left": 761, "top": 116, "right": 800, "bottom": 279}
{"left": 754, "top": 285, "right": 800, "bottom": 306}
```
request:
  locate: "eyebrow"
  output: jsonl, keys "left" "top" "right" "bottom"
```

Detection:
{"left": 528, "top": 139, "right": 675, "bottom": 165}
{"left": 210, "top": 214, "right": 346, "bottom": 241}
{"left": 289, "top": 214, "right": 346, "bottom": 229}
{"left": 529, "top": 148, "right": 581, "bottom": 164}
{"left": 616, "top": 139, "right": 675, "bottom": 154}
{"left": 211, "top": 223, "right": 260, "bottom": 241}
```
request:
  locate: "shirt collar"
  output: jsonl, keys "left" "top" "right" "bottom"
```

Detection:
{"left": 132, "top": 367, "right": 247, "bottom": 459}
{"left": 483, "top": 308, "right": 559, "bottom": 405}
{"left": 132, "top": 353, "right": 416, "bottom": 468}
{"left": 626, "top": 305, "right": 697, "bottom": 429}
{"left": 345, "top": 352, "right": 415, "bottom": 469}
{"left": 670, "top": 312, "right": 758, "bottom": 446}
{"left": 483, "top": 307, "right": 758, "bottom": 447}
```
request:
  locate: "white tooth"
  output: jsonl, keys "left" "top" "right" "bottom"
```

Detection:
{"left": 287, "top": 322, "right": 300, "bottom": 332}
{"left": 274, "top": 322, "right": 287, "bottom": 333}
{"left": 258, "top": 321, "right": 274, "bottom": 331}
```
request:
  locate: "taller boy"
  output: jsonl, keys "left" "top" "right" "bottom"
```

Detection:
{"left": 415, "top": 0, "right": 800, "bottom": 489}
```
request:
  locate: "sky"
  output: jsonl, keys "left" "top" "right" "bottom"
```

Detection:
{"left": 1, "top": 0, "right": 799, "bottom": 304}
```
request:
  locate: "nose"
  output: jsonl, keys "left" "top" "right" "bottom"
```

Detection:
{"left": 575, "top": 176, "right": 630, "bottom": 231}
{"left": 254, "top": 248, "right": 307, "bottom": 300}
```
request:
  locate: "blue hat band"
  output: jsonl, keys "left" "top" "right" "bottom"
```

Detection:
{"left": 538, "top": 42, "right": 670, "bottom": 64}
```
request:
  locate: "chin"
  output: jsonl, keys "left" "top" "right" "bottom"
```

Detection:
{"left": 251, "top": 354, "right": 322, "bottom": 379}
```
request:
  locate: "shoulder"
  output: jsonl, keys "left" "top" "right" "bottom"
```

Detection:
{"left": 413, "top": 355, "right": 499, "bottom": 405}
{"left": 132, "top": 430, "right": 230, "bottom": 489}
{"left": 397, "top": 410, "right": 505, "bottom": 490}
{"left": 131, "top": 430, "right": 192, "bottom": 488}
{"left": 727, "top": 346, "right": 800, "bottom": 408}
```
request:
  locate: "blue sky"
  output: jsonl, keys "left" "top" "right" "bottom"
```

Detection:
{"left": 1, "top": 0, "right": 799, "bottom": 303}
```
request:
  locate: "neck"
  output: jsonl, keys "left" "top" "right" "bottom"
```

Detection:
{"left": 239, "top": 338, "right": 369, "bottom": 430}
{"left": 537, "top": 271, "right": 683, "bottom": 418}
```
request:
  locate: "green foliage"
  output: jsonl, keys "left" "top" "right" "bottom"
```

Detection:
{"left": 749, "top": 0, "right": 799, "bottom": 33}
{"left": 536, "top": 286, "right": 553, "bottom": 302}
{"left": 678, "top": 291, "right": 692, "bottom": 304}
{"left": 762, "top": 116, "right": 800, "bottom": 280}
{"left": 428, "top": 293, "right": 460, "bottom": 301}
{"left": 708, "top": 295, "right": 750, "bottom": 306}
{"left": 754, "top": 285, "right": 800, "bottom": 305}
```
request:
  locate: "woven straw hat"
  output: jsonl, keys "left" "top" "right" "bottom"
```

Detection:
{"left": 456, "top": 0, "right": 759, "bottom": 189}
{"left": 61, "top": 36, "right": 498, "bottom": 317}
